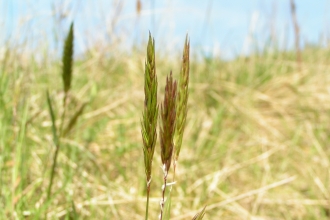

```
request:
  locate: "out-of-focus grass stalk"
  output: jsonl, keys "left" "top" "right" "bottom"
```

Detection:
{"left": 46, "top": 22, "right": 74, "bottom": 202}
{"left": 46, "top": 91, "right": 59, "bottom": 201}
{"left": 141, "top": 32, "right": 158, "bottom": 220}
{"left": 159, "top": 72, "right": 177, "bottom": 220}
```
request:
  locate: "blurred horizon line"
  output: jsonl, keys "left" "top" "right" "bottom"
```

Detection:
{"left": 1, "top": 0, "right": 330, "bottom": 60}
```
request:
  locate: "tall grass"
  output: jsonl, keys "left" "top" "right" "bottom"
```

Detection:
{"left": 141, "top": 32, "right": 158, "bottom": 220}
{"left": 0, "top": 23, "right": 330, "bottom": 219}
{"left": 46, "top": 22, "right": 74, "bottom": 203}
{"left": 174, "top": 35, "right": 190, "bottom": 168}
{"left": 141, "top": 33, "right": 205, "bottom": 220}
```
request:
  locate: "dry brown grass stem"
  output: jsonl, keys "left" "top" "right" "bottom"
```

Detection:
{"left": 290, "top": 0, "right": 301, "bottom": 69}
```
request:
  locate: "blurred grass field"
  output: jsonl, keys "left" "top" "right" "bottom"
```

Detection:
{"left": 1, "top": 2, "right": 330, "bottom": 218}
{"left": 1, "top": 39, "right": 330, "bottom": 219}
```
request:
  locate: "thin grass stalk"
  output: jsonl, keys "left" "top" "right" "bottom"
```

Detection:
{"left": 173, "top": 34, "right": 190, "bottom": 180}
{"left": 46, "top": 23, "right": 74, "bottom": 202}
{"left": 289, "top": 0, "right": 301, "bottom": 69}
{"left": 159, "top": 72, "right": 177, "bottom": 220}
{"left": 141, "top": 32, "right": 158, "bottom": 220}
{"left": 59, "top": 97, "right": 68, "bottom": 137}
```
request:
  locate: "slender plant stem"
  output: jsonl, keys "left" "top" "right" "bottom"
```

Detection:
{"left": 59, "top": 93, "right": 68, "bottom": 137}
{"left": 165, "top": 160, "right": 177, "bottom": 209}
{"left": 145, "top": 179, "right": 151, "bottom": 220}
{"left": 145, "top": 195, "right": 149, "bottom": 220}
{"left": 160, "top": 170, "right": 168, "bottom": 220}
{"left": 46, "top": 140, "right": 60, "bottom": 201}
{"left": 45, "top": 91, "right": 59, "bottom": 202}
{"left": 142, "top": 32, "right": 157, "bottom": 220}
{"left": 172, "top": 160, "right": 177, "bottom": 182}
{"left": 290, "top": 0, "right": 301, "bottom": 69}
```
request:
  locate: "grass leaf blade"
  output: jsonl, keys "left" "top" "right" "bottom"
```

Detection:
{"left": 46, "top": 91, "right": 59, "bottom": 147}
{"left": 192, "top": 206, "right": 207, "bottom": 220}
{"left": 62, "top": 102, "right": 87, "bottom": 137}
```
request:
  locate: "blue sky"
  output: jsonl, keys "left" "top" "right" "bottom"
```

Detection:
{"left": 1, "top": 0, "right": 329, "bottom": 59}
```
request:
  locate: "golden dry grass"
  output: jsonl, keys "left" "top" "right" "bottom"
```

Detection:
{"left": 1, "top": 45, "right": 330, "bottom": 219}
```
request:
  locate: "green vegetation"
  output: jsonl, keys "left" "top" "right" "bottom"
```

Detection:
{"left": 141, "top": 33, "right": 158, "bottom": 220}
{"left": 141, "top": 33, "right": 203, "bottom": 220}
{"left": 1, "top": 23, "right": 330, "bottom": 219}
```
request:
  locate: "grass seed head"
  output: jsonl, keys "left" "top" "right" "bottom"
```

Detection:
{"left": 174, "top": 34, "right": 190, "bottom": 162}
{"left": 141, "top": 32, "right": 158, "bottom": 182}
{"left": 160, "top": 71, "right": 177, "bottom": 173}
{"left": 62, "top": 22, "right": 74, "bottom": 94}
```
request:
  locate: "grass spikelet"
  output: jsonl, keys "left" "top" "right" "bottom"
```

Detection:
{"left": 159, "top": 71, "right": 177, "bottom": 220}
{"left": 160, "top": 71, "right": 177, "bottom": 173}
{"left": 141, "top": 32, "right": 158, "bottom": 220}
{"left": 62, "top": 22, "right": 74, "bottom": 94}
{"left": 60, "top": 22, "right": 74, "bottom": 137}
{"left": 174, "top": 34, "right": 190, "bottom": 163}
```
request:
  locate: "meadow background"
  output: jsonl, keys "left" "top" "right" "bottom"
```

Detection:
{"left": 1, "top": 0, "right": 330, "bottom": 219}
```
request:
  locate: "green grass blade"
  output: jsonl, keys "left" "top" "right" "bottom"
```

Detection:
{"left": 71, "top": 201, "right": 79, "bottom": 220}
{"left": 46, "top": 91, "right": 60, "bottom": 202}
{"left": 192, "top": 206, "right": 206, "bottom": 220}
{"left": 46, "top": 91, "right": 59, "bottom": 147}
{"left": 62, "top": 102, "right": 87, "bottom": 137}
